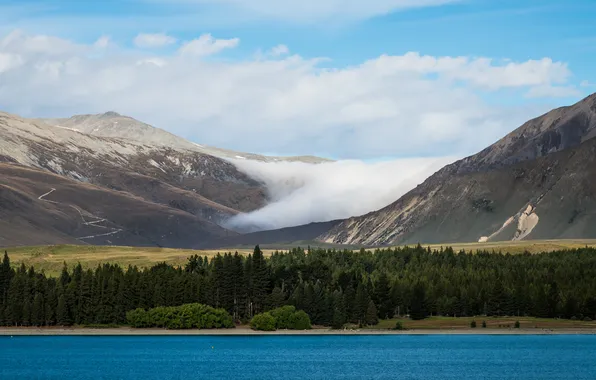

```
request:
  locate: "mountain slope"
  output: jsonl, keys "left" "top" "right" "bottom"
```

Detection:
{"left": 1, "top": 110, "right": 266, "bottom": 216}
{"left": 319, "top": 93, "right": 596, "bottom": 246}
{"left": 0, "top": 111, "right": 264, "bottom": 246}
{"left": 0, "top": 163, "right": 235, "bottom": 247}
{"left": 41, "top": 112, "right": 331, "bottom": 164}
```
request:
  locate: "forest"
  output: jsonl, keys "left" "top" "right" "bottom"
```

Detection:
{"left": 1, "top": 244, "right": 596, "bottom": 328}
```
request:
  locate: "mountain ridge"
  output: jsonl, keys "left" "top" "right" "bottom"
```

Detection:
{"left": 318, "top": 92, "right": 596, "bottom": 246}
{"left": 39, "top": 112, "right": 332, "bottom": 164}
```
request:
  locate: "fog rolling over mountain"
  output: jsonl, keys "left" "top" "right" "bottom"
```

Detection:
{"left": 319, "top": 93, "right": 596, "bottom": 246}
{"left": 224, "top": 157, "right": 453, "bottom": 232}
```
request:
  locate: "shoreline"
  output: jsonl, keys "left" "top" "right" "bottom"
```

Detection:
{"left": 2, "top": 327, "right": 596, "bottom": 336}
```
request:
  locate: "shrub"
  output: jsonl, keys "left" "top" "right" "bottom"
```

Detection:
{"left": 251, "top": 307, "right": 312, "bottom": 331}
{"left": 393, "top": 321, "right": 404, "bottom": 331}
{"left": 571, "top": 316, "right": 577, "bottom": 321}
{"left": 250, "top": 312, "right": 276, "bottom": 331}
{"left": 514, "top": 321, "right": 520, "bottom": 329}
{"left": 126, "top": 303, "right": 234, "bottom": 329}
{"left": 584, "top": 317, "right": 593, "bottom": 322}
{"left": 270, "top": 305, "right": 296, "bottom": 329}
{"left": 289, "top": 310, "right": 311, "bottom": 330}
{"left": 482, "top": 321, "right": 487, "bottom": 328}
{"left": 470, "top": 320, "right": 477, "bottom": 328}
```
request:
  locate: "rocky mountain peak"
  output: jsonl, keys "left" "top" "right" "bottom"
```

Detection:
{"left": 100, "top": 111, "right": 123, "bottom": 118}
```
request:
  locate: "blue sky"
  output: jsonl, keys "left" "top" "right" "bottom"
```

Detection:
{"left": 0, "top": 0, "right": 594, "bottom": 159}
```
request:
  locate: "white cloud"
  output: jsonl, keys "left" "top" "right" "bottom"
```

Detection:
{"left": 134, "top": 33, "right": 177, "bottom": 48}
{"left": 225, "top": 156, "right": 455, "bottom": 231}
{"left": 94, "top": 36, "right": 110, "bottom": 49}
{"left": 0, "top": 52, "right": 23, "bottom": 73}
{"left": 269, "top": 44, "right": 289, "bottom": 57}
{"left": 0, "top": 30, "right": 576, "bottom": 160}
{"left": 178, "top": 33, "right": 239, "bottom": 56}
{"left": 580, "top": 80, "right": 594, "bottom": 88}
{"left": 366, "top": 54, "right": 572, "bottom": 89}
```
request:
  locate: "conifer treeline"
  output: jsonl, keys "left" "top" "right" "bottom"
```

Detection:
{"left": 1, "top": 245, "right": 596, "bottom": 327}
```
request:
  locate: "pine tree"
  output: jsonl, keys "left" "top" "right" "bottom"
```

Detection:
{"left": 251, "top": 246, "right": 270, "bottom": 316}
{"left": 410, "top": 282, "right": 428, "bottom": 320}
{"left": 331, "top": 290, "right": 346, "bottom": 329}
{"left": 354, "top": 283, "right": 368, "bottom": 324}
{"left": 32, "top": 293, "right": 44, "bottom": 327}
{"left": 375, "top": 272, "right": 392, "bottom": 319}
{"left": 487, "top": 280, "right": 506, "bottom": 316}
{"left": 267, "top": 286, "right": 285, "bottom": 310}
{"left": 0, "top": 251, "right": 12, "bottom": 304}
{"left": 365, "top": 300, "right": 378, "bottom": 326}
{"left": 57, "top": 294, "right": 71, "bottom": 326}
{"left": 45, "top": 285, "right": 57, "bottom": 326}
{"left": 344, "top": 285, "right": 356, "bottom": 322}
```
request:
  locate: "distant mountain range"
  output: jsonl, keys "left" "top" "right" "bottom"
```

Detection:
{"left": 2, "top": 93, "right": 596, "bottom": 249}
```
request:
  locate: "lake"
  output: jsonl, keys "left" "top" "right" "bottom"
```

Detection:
{"left": 1, "top": 335, "right": 595, "bottom": 379}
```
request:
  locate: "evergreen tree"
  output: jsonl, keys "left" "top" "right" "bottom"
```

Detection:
{"left": 365, "top": 300, "right": 379, "bottom": 326}
{"left": 250, "top": 246, "right": 270, "bottom": 316}
{"left": 57, "top": 294, "right": 71, "bottom": 326}
{"left": 410, "top": 282, "right": 428, "bottom": 320}
{"left": 32, "top": 293, "right": 44, "bottom": 327}
{"left": 375, "top": 272, "right": 392, "bottom": 319}
{"left": 0, "top": 251, "right": 12, "bottom": 304}
{"left": 354, "top": 283, "right": 369, "bottom": 324}
{"left": 267, "top": 286, "right": 285, "bottom": 310}
{"left": 331, "top": 290, "right": 346, "bottom": 329}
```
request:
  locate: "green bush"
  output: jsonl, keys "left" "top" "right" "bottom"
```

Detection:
{"left": 289, "top": 310, "right": 312, "bottom": 330}
{"left": 126, "top": 303, "right": 234, "bottom": 329}
{"left": 270, "top": 305, "right": 297, "bottom": 329}
{"left": 250, "top": 312, "right": 276, "bottom": 331}
{"left": 514, "top": 321, "right": 520, "bottom": 329}
{"left": 482, "top": 320, "right": 487, "bottom": 328}
{"left": 470, "top": 320, "right": 477, "bottom": 328}
{"left": 250, "top": 306, "right": 312, "bottom": 331}
{"left": 393, "top": 321, "right": 405, "bottom": 330}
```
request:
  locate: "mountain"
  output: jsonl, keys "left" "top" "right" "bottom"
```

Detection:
{"left": 40, "top": 112, "right": 331, "bottom": 164}
{"left": 1, "top": 163, "right": 234, "bottom": 248}
{"left": 319, "top": 93, "right": 596, "bottom": 246}
{"left": 0, "top": 111, "right": 280, "bottom": 246}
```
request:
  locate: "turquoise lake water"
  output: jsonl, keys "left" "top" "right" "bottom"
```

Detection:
{"left": 1, "top": 335, "right": 595, "bottom": 379}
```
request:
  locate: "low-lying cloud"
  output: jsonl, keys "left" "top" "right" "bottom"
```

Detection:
{"left": 225, "top": 156, "right": 455, "bottom": 232}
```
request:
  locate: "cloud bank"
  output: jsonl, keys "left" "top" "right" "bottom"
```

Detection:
{"left": 0, "top": 30, "right": 582, "bottom": 160}
{"left": 224, "top": 156, "right": 455, "bottom": 231}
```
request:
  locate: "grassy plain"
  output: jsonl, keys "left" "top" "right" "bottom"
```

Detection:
{"left": 369, "top": 316, "right": 596, "bottom": 330}
{"left": 1, "top": 245, "right": 276, "bottom": 276}
{"left": 414, "top": 239, "right": 596, "bottom": 254}
{"left": 3, "top": 239, "right": 596, "bottom": 276}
